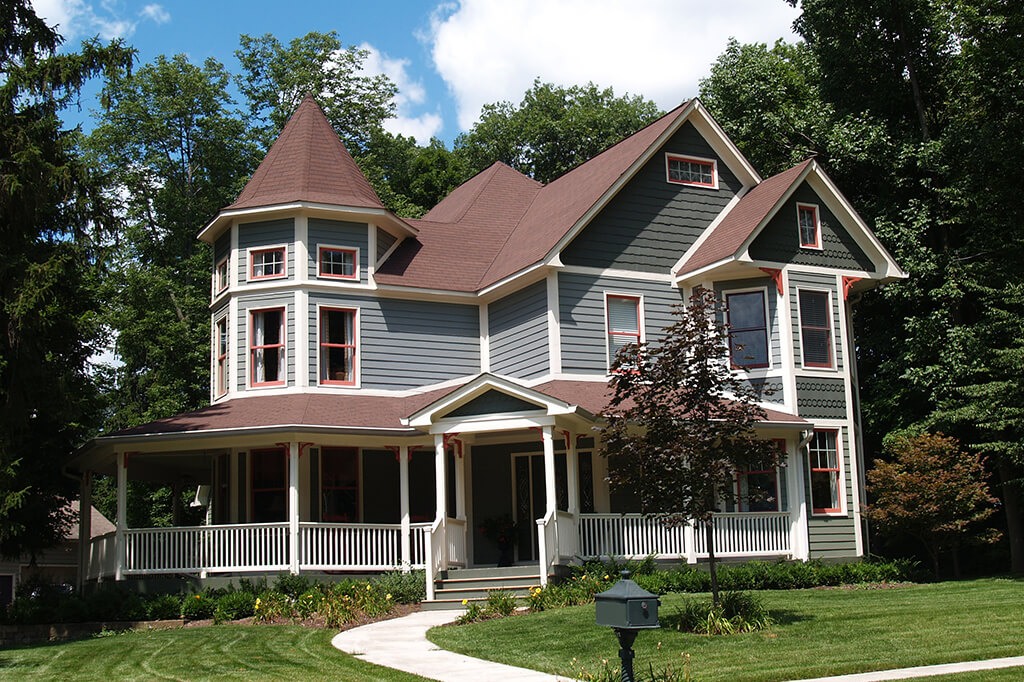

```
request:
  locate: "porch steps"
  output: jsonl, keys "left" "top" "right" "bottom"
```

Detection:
{"left": 422, "top": 566, "right": 547, "bottom": 611}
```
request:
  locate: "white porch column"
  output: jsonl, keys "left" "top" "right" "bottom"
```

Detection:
{"left": 115, "top": 452, "right": 126, "bottom": 581}
{"left": 78, "top": 470, "right": 92, "bottom": 590}
{"left": 789, "top": 442, "right": 810, "bottom": 561}
{"left": 399, "top": 446, "right": 411, "bottom": 572}
{"left": 454, "top": 442, "right": 466, "bottom": 521}
{"left": 542, "top": 426, "right": 556, "bottom": 516}
{"left": 565, "top": 432, "right": 579, "bottom": 515}
{"left": 434, "top": 434, "right": 447, "bottom": 521}
{"left": 288, "top": 441, "right": 300, "bottom": 574}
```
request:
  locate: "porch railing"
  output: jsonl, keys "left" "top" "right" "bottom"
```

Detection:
{"left": 87, "top": 531, "right": 117, "bottom": 580}
{"left": 123, "top": 523, "right": 289, "bottom": 575}
{"left": 445, "top": 517, "right": 467, "bottom": 568}
{"left": 300, "top": 522, "right": 431, "bottom": 571}
{"left": 577, "top": 512, "right": 791, "bottom": 563}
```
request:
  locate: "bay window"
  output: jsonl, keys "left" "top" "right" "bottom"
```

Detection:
{"left": 250, "top": 308, "right": 285, "bottom": 386}
{"left": 320, "top": 307, "right": 356, "bottom": 385}
{"left": 799, "top": 290, "right": 833, "bottom": 368}
{"left": 808, "top": 430, "right": 842, "bottom": 513}
{"left": 215, "top": 317, "right": 228, "bottom": 396}
{"left": 318, "top": 246, "right": 358, "bottom": 279}
{"left": 250, "top": 246, "right": 286, "bottom": 280}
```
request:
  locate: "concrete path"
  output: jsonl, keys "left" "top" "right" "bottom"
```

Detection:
{"left": 789, "top": 656, "right": 1024, "bottom": 681}
{"left": 331, "top": 609, "right": 573, "bottom": 681}
{"left": 333, "top": 609, "right": 1024, "bottom": 682}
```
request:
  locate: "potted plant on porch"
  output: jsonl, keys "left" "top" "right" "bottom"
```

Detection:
{"left": 479, "top": 515, "right": 519, "bottom": 567}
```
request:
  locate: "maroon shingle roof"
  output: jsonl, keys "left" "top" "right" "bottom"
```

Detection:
{"left": 676, "top": 160, "right": 812, "bottom": 276}
{"left": 227, "top": 95, "right": 384, "bottom": 212}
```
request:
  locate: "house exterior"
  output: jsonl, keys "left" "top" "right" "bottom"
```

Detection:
{"left": 69, "top": 95, "right": 904, "bottom": 599}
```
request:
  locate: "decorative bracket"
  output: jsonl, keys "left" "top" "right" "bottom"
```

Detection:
{"left": 842, "top": 276, "right": 863, "bottom": 300}
{"left": 758, "top": 267, "right": 784, "bottom": 295}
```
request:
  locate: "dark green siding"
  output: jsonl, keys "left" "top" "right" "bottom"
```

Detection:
{"left": 796, "top": 377, "right": 848, "bottom": 419}
{"left": 749, "top": 183, "right": 873, "bottom": 271}
{"left": 561, "top": 122, "right": 743, "bottom": 272}
{"left": 447, "top": 390, "right": 542, "bottom": 418}
{"left": 806, "top": 428, "right": 858, "bottom": 558}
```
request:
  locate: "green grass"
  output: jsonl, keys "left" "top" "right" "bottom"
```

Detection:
{"left": 911, "top": 670, "right": 1024, "bottom": 681}
{"left": 0, "top": 625, "right": 430, "bottom": 681}
{"left": 427, "top": 578, "right": 1024, "bottom": 681}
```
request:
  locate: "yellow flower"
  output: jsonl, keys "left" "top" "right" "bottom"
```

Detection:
{"left": 604, "top": 574, "right": 609, "bottom": 580}
{"left": 194, "top": 595, "right": 201, "bottom": 600}
{"left": 366, "top": 584, "right": 372, "bottom": 591}
{"left": 461, "top": 598, "right": 468, "bottom": 605}
{"left": 386, "top": 593, "right": 392, "bottom": 600}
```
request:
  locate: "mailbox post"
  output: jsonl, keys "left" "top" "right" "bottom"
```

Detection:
{"left": 595, "top": 571, "right": 660, "bottom": 682}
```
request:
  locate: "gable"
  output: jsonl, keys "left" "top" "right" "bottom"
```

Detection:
{"left": 444, "top": 389, "right": 545, "bottom": 418}
{"left": 748, "top": 182, "right": 874, "bottom": 271}
{"left": 560, "top": 121, "right": 744, "bottom": 273}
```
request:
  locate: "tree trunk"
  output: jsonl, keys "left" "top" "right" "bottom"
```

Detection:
{"left": 706, "top": 516, "right": 720, "bottom": 605}
{"left": 997, "top": 459, "right": 1024, "bottom": 574}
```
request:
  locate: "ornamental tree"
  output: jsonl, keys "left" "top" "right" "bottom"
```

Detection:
{"left": 864, "top": 432, "right": 999, "bottom": 578}
{"left": 601, "top": 287, "right": 780, "bottom": 603}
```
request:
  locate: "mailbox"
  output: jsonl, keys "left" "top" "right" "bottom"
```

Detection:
{"left": 595, "top": 572, "right": 660, "bottom": 630}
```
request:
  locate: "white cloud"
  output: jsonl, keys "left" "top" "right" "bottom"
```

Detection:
{"left": 32, "top": 0, "right": 170, "bottom": 41}
{"left": 428, "top": 0, "right": 801, "bottom": 131}
{"left": 359, "top": 42, "right": 444, "bottom": 143}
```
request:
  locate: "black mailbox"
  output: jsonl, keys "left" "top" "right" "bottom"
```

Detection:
{"left": 595, "top": 571, "right": 660, "bottom": 629}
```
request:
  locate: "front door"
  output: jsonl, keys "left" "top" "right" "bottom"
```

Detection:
{"left": 512, "top": 453, "right": 570, "bottom": 562}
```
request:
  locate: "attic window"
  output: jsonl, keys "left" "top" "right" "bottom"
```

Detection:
{"left": 798, "top": 203, "right": 822, "bottom": 249}
{"left": 666, "top": 154, "right": 718, "bottom": 189}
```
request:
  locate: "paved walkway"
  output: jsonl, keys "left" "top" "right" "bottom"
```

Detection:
{"left": 332, "top": 609, "right": 1024, "bottom": 682}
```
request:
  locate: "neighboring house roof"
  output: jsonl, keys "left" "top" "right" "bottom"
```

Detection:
{"left": 676, "top": 160, "right": 813, "bottom": 277}
{"left": 66, "top": 501, "right": 116, "bottom": 539}
{"left": 227, "top": 94, "right": 385, "bottom": 212}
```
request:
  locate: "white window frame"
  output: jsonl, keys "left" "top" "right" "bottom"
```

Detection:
{"left": 604, "top": 292, "right": 645, "bottom": 372}
{"left": 796, "top": 287, "right": 836, "bottom": 370}
{"left": 317, "top": 304, "right": 360, "bottom": 388}
{"left": 213, "top": 255, "right": 230, "bottom": 296}
{"left": 797, "top": 203, "right": 823, "bottom": 250}
{"left": 247, "top": 244, "right": 288, "bottom": 282}
{"left": 316, "top": 244, "right": 360, "bottom": 281}
{"left": 723, "top": 286, "right": 772, "bottom": 371}
{"left": 665, "top": 153, "right": 719, "bottom": 189}
{"left": 213, "top": 315, "right": 229, "bottom": 397}
{"left": 807, "top": 428, "right": 846, "bottom": 516}
{"left": 248, "top": 306, "right": 287, "bottom": 388}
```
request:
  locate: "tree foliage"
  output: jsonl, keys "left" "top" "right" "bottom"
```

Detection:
{"left": 0, "top": 1, "right": 132, "bottom": 557}
{"left": 602, "top": 288, "right": 779, "bottom": 601}
{"left": 864, "top": 433, "right": 998, "bottom": 578}
{"left": 455, "top": 79, "right": 662, "bottom": 183}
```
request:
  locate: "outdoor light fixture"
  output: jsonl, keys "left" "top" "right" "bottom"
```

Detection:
{"left": 595, "top": 571, "right": 660, "bottom": 682}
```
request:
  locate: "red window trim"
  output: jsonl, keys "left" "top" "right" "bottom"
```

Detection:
{"left": 606, "top": 294, "right": 642, "bottom": 372}
{"left": 317, "top": 246, "right": 359, "bottom": 280}
{"left": 665, "top": 154, "right": 718, "bottom": 189}
{"left": 215, "top": 318, "right": 228, "bottom": 397}
{"left": 250, "top": 447, "right": 287, "bottom": 523}
{"left": 797, "top": 203, "right": 822, "bottom": 249}
{"left": 319, "top": 307, "right": 357, "bottom": 386}
{"left": 808, "top": 429, "right": 842, "bottom": 514}
{"left": 249, "top": 246, "right": 287, "bottom": 281}
{"left": 214, "top": 256, "right": 230, "bottom": 294}
{"left": 799, "top": 289, "right": 834, "bottom": 369}
{"left": 736, "top": 438, "right": 784, "bottom": 512}
{"left": 250, "top": 307, "right": 286, "bottom": 387}
{"left": 725, "top": 289, "right": 770, "bottom": 370}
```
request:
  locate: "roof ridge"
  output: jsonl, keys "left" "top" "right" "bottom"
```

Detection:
{"left": 471, "top": 169, "right": 547, "bottom": 289}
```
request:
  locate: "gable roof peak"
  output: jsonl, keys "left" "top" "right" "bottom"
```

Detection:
{"left": 226, "top": 95, "right": 385, "bottom": 212}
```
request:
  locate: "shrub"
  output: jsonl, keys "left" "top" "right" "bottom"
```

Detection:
{"left": 214, "top": 590, "right": 257, "bottom": 622}
{"left": 320, "top": 588, "right": 357, "bottom": 628}
{"left": 181, "top": 593, "right": 216, "bottom": 620}
{"left": 294, "top": 588, "right": 322, "bottom": 619}
{"left": 371, "top": 570, "right": 425, "bottom": 604}
{"left": 526, "top": 585, "right": 546, "bottom": 612}
{"left": 484, "top": 590, "right": 518, "bottom": 617}
{"left": 665, "top": 591, "right": 773, "bottom": 635}
{"left": 455, "top": 600, "right": 485, "bottom": 624}
{"left": 273, "top": 574, "right": 316, "bottom": 598}
{"left": 253, "top": 590, "right": 292, "bottom": 623}
{"left": 145, "top": 594, "right": 182, "bottom": 620}
{"left": 352, "top": 581, "right": 392, "bottom": 618}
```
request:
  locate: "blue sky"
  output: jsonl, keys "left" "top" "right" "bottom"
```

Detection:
{"left": 38, "top": 0, "right": 801, "bottom": 145}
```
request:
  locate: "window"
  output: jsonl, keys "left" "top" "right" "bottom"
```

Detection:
{"left": 318, "top": 246, "right": 358, "bottom": 280}
{"left": 799, "top": 290, "right": 833, "bottom": 368}
{"left": 250, "top": 308, "right": 285, "bottom": 386}
{"left": 321, "top": 447, "right": 359, "bottom": 522}
{"left": 214, "top": 257, "right": 229, "bottom": 294}
{"left": 808, "top": 430, "right": 841, "bottom": 513}
{"left": 249, "top": 247, "right": 286, "bottom": 280}
{"left": 666, "top": 154, "right": 718, "bottom": 188}
{"left": 251, "top": 448, "right": 286, "bottom": 522}
{"left": 726, "top": 290, "right": 769, "bottom": 369}
{"left": 319, "top": 308, "right": 356, "bottom": 385}
{"left": 215, "top": 318, "right": 228, "bottom": 397}
{"left": 797, "top": 204, "right": 821, "bottom": 248}
{"left": 737, "top": 440, "right": 784, "bottom": 512}
{"left": 606, "top": 295, "right": 641, "bottom": 369}
{"left": 0, "top": 574, "right": 13, "bottom": 607}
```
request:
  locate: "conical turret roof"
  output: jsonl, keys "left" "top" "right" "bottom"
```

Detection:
{"left": 227, "top": 94, "right": 384, "bottom": 211}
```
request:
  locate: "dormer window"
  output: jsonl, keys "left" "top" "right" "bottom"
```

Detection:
{"left": 798, "top": 203, "right": 821, "bottom": 249}
{"left": 666, "top": 154, "right": 718, "bottom": 189}
{"left": 249, "top": 246, "right": 286, "bottom": 280}
{"left": 214, "top": 257, "right": 229, "bottom": 294}
{"left": 318, "top": 246, "right": 358, "bottom": 280}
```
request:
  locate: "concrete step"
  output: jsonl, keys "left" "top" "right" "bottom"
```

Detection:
{"left": 437, "top": 565, "right": 540, "bottom": 580}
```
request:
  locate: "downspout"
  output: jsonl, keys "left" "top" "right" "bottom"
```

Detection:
{"left": 846, "top": 291, "right": 871, "bottom": 557}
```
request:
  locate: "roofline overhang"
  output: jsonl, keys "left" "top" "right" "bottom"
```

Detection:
{"left": 198, "top": 202, "right": 417, "bottom": 244}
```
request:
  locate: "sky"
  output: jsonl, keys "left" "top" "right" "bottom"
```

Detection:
{"left": 36, "top": 0, "right": 801, "bottom": 145}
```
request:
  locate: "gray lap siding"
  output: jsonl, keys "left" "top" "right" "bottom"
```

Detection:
{"left": 236, "top": 292, "right": 296, "bottom": 389}
{"left": 237, "top": 218, "right": 295, "bottom": 283}
{"left": 558, "top": 272, "right": 682, "bottom": 374}
{"left": 307, "top": 293, "right": 480, "bottom": 390}
{"left": 307, "top": 218, "right": 368, "bottom": 282}
{"left": 560, "top": 122, "right": 743, "bottom": 273}
{"left": 488, "top": 280, "right": 549, "bottom": 379}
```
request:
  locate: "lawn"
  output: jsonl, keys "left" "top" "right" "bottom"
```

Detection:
{"left": 0, "top": 625, "right": 430, "bottom": 681}
{"left": 426, "top": 578, "right": 1024, "bottom": 681}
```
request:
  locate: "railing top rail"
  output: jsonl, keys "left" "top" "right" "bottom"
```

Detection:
{"left": 299, "top": 522, "right": 406, "bottom": 530}
{"left": 578, "top": 511, "right": 789, "bottom": 520}
{"left": 124, "top": 522, "right": 289, "bottom": 533}
{"left": 90, "top": 531, "right": 117, "bottom": 541}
